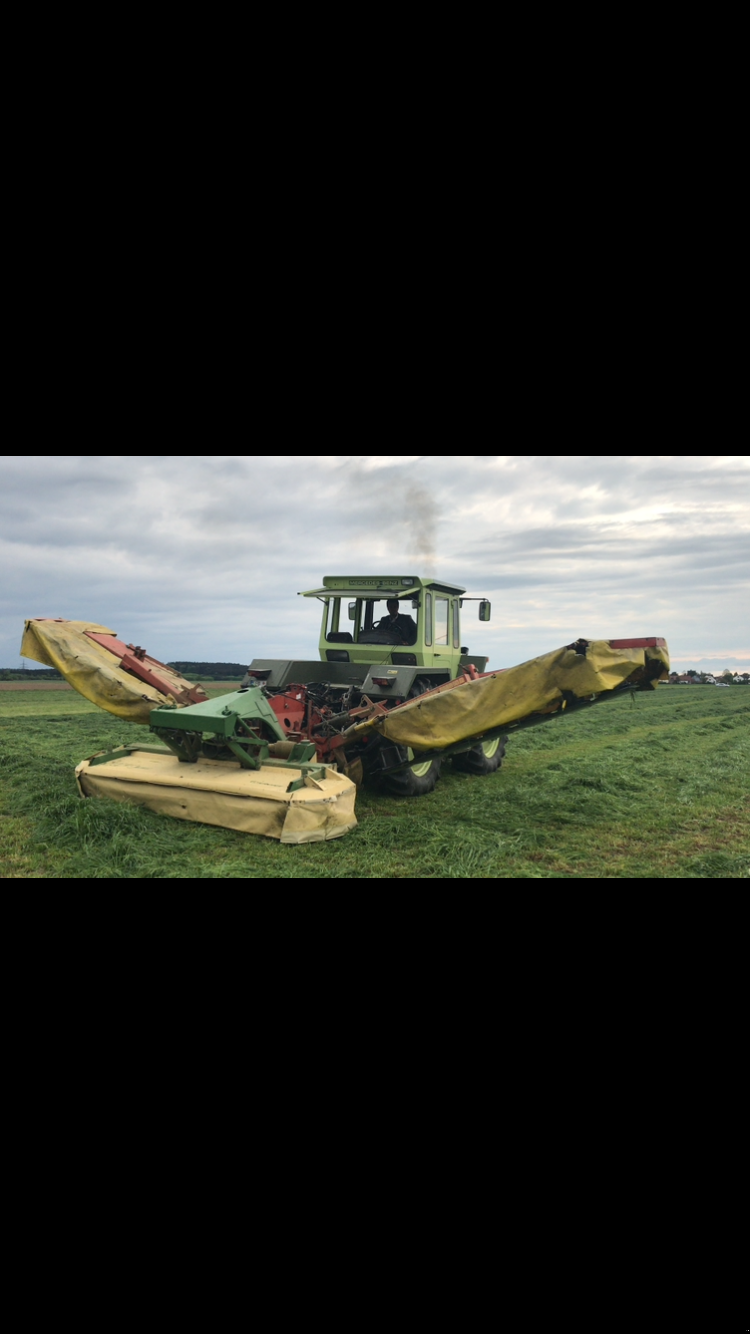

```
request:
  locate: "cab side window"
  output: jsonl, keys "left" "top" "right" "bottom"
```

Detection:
{"left": 435, "top": 597, "right": 449, "bottom": 646}
{"left": 325, "top": 599, "right": 339, "bottom": 638}
{"left": 424, "top": 593, "right": 433, "bottom": 645}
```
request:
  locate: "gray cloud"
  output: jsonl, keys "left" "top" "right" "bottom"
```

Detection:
{"left": 1, "top": 455, "right": 748, "bottom": 672}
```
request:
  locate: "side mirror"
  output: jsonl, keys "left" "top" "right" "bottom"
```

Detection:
{"left": 479, "top": 600, "right": 491, "bottom": 622}
{"left": 411, "top": 599, "right": 420, "bottom": 609}
{"left": 348, "top": 603, "right": 356, "bottom": 621}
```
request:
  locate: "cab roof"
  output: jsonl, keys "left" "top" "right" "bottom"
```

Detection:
{"left": 299, "top": 576, "right": 467, "bottom": 598}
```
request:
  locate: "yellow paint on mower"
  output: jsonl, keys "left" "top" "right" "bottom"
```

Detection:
{"left": 75, "top": 749, "right": 357, "bottom": 844}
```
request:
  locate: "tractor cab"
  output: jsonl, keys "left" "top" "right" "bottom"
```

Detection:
{"left": 298, "top": 576, "right": 491, "bottom": 677}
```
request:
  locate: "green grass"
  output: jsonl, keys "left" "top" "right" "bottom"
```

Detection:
{"left": 0, "top": 685, "right": 748, "bottom": 879}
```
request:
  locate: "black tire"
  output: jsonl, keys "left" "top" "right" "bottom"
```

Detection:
{"left": 451, "top": 735, "right": 506, "bottom": 775}
{"left": 367, "top": 677, "right": 441, "bottom": 796}
{"left": 379, "top": 747, "right": 442, "bottom": 796}
{"left": 408, "top": 677, "right": 432, "bottom": 699}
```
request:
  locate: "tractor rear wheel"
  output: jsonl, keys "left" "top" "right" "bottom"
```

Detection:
{"left": 451, "top": 735, "right": 506, "bottom": 775}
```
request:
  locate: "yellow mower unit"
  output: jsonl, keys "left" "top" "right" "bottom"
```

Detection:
{"left": 75, "top": 749, "right": 357, "bottom": 844}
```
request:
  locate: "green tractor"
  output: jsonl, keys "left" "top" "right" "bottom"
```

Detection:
{"left": 23, "top": 593, "right": 670, "bottom": 830}
{"left": 245, "top": 575, "right": 499, "bottom": 796}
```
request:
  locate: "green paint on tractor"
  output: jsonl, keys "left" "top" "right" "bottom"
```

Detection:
{"left": 285, "top": 574, "right": 492, "bottom": 694}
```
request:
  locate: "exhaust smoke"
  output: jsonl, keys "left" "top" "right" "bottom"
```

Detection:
{"left": 404, "top": 484, "right": 437, "bottom": 575}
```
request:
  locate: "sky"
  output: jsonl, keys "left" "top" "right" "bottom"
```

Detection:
{"left": 2, "top": 455, "right": 749, "bottom": 674}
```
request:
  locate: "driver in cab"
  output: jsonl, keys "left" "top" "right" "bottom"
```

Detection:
{"left": 379, "top": 599, "right": 417, "bottom": 645}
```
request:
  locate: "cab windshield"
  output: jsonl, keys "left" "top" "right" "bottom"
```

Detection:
{"left": 325, "top": 598, "right": 419, "bottom": 646}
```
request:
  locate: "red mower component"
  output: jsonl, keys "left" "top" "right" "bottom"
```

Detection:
{"left": 83, "top": 631, "right": 209, "bottom": 704}
{"left": 609, "top": 638, "right": 667, "bottom": 649}
{"left": 267, "top": 688, "right": 307, "bottom": 735}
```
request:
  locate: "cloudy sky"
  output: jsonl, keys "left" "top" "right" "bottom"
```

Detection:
{"left": 2, "top": 455, "right": 748, "bottom": 673}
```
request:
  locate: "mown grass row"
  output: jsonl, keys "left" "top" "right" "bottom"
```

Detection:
{"left": 0, "top": 686, "right": 748, "bottom": 878}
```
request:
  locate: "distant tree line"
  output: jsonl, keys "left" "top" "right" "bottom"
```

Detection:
{"left": 1, "top": 662, "right": 250, "bottom": 683}
{"left": 167, "top": 662, "right": 248, "bottom": 679}
{"left": 667, "top": 670, "right": 749, "bottom": 684}
{"left": 0, "top": 667, "right": 62, "bottom": 680}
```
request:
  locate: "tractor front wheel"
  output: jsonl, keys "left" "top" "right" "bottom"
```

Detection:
{"left": 380, "top": 747, "right": 442, "bottom": 796}
{"left": 379, "top": 677, "right": 442, "bottom": 795}
{"left": 451, "top": 735, "right": 506, "bottom": 775}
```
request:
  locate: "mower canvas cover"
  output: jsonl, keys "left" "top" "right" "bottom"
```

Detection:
{"left": 20, "top": 619, "right": 198, "bottom": 723}
{"left": 350, "top": 640, "right": 670, "bottom": 749}
{"left": 75, "top": 750, "right": 357, "bottom": 844}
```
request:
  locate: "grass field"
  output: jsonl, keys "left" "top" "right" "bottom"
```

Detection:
{"left": 0, "top": 686, "right": 747, "bottom": 878}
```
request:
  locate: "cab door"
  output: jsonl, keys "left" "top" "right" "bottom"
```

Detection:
{"left": 434, "top": 596, "right": 450, "bottom": 665}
